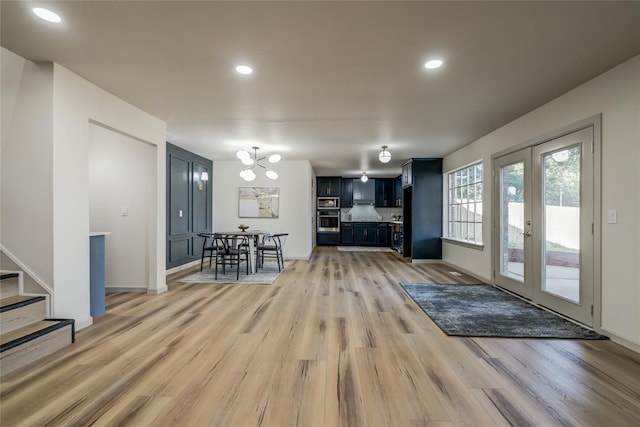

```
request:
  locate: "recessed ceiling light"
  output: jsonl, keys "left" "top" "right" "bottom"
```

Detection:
{"left": 424, "top": 59, "right": 444, "bottom": 70}
{"left": 33, "top": 7, "right": 62, "bottom": 23}
{"left": 235, "top": 65, "right": 253, "bottom": 75}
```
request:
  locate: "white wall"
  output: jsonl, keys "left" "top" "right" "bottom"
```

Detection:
{"left": 443, "top": 55, "right": 640, "bottom": 347}
{"left": 89, "top": 123, "right": 156, "bottom": 290}
{"left": 212, "top": 160, "right": 314, "bottom": 259}
{"left": 52, "top": 64, "right": 167, "bottom": 328}
{"left": 2, "top": 46, "right": 167, "bottom": 330}
{"left": 0, "top": 48, "right": 54, "bottom": 288}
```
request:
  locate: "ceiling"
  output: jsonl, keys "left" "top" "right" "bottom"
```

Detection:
{"left": 2, "top": 1, "right": 640, "bottom": 177}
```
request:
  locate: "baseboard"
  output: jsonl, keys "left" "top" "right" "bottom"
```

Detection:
{"left": 599, "top": 328, "right": 640, "bottom": 353}
{"left": 147, "top": 285, "right": 167, "bottom": 295}
{"left": 411, "top": 259, "right": 442, "bottom": 264}
{"left": 165, "top": 260, "right": 201, "bottom": 276}
{"left": 106, "top": 286, "right": 148, "bottom": 293}
{"left": 76, "top": 317, "right": 93, "bottom": 331}
{"left": 441, "top": 260, "right": 491, "bottom": 284}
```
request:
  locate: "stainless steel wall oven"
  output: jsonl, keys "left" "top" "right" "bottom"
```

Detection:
{"left": 317, "top": 210, "right": 340, "bottom": 232}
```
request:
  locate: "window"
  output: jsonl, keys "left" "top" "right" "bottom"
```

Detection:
{"left": 447, "top": 162, "right": 483, "bottom": 244}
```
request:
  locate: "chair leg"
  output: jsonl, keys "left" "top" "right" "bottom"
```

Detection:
{"left": 276, "top": 250, "right": 282, "bottom": 272}
{"left": 236, "top": 253, "right": 240, "bottom": 280}
{"left": 279, "top": 247, "right": 284, "bottom": 270}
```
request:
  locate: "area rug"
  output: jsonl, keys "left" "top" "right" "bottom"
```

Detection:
{"left": 400, "top": 282, "right": 607, "bottom": 339}
{"left": 337, "top": 246, "right": 394, "bottom": 252}
{"left": 178, "top": 262, "right": 286, "bottom": 285}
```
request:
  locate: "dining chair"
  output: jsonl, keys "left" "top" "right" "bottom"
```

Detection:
{"left": 198, "top": 233, "right": 220, "bottom": 271}
{"left": 256, "top": 233, "right": 288, "bottom": 272}
{"left": 214, "top": 234, "right": 250, "bottom": 280}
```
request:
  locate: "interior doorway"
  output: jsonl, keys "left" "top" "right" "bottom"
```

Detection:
{"left": 89, "top": 123, "right": 157, "bottom": 294}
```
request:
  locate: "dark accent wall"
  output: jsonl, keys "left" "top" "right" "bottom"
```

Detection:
{"left": 166, "top": 143, "right": 213, "bottom": 269}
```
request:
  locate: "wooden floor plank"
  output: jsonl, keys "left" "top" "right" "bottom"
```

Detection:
{"left": 2, "top": 247, "right": 640, "bottom": 426}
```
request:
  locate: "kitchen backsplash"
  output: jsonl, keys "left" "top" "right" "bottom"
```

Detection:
{"left": 341, "top": 206, "right": 402, "bottom": 222}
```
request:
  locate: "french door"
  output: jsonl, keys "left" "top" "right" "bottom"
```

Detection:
{"left": 493, "top": 127, "right": 594, "bottom": 325}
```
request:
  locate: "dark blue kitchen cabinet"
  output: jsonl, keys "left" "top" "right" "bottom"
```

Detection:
{"left": 378, "top": 223, "right": 390, "bottom": 246}
{"left": 402, "top": 158, "right": 442, "bottom": 260}
{"left": 317, "top": 177, "right": 342, "bottom": 197}
{"left": 394, "top": 176, "right": 403, "bottom": 207}
{"left": 341, "top": 179, "right": 353, "bottom": 208}
{"left": 354, "top": 224, "right": 377, "bottom": 245}
{"left": 341, "top": 223, "right": 354, "bottom": 244}
{"left": 317, "top": 232, "right": 340, "bottom": 245}
{"left": 375, "top": 178, "right": 395, "bottom": 207}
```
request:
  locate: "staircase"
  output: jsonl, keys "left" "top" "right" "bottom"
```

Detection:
{"left": 0, "top": 272, "right": 75, "bottom": 377}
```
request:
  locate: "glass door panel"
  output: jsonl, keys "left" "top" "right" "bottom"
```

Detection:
{"left": 500, "top": 161, "right": 525, "bottom": 282}
{"left": 541, "top": 146, "right": 581, "bottom": 303}
{"left": 493, "top": 149, "right": 532, "bottom": 299}
{"left": 533, "top": 128, "right": 593, "bottom": 325}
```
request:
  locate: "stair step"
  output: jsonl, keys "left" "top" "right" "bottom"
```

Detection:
{"left": 0, "top": 294, "right": 46, "bottom": 311}
{"left": 0, "top": 273, "right": 19, "bottom": 298}
{"left": 1, "top": 319, "right": 75, "bottom": 377}
{"left": 0, "top": 295, "right": 47, "bottom": 334}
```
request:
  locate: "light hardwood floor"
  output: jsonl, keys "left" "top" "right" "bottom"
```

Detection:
{"left": 2, "top": 247, "right": 640, "bottom": 426}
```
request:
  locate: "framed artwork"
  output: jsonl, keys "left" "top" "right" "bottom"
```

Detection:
{"left": 238, "top": 187, "right": 279, "bottom": 218}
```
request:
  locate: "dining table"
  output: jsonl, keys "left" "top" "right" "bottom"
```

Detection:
{"left": 209, "top": 230, "right": 264, "bottom": 274}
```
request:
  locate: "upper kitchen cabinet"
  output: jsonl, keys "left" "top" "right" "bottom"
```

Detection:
{"left": 375, "top": 178, "right": 395, "bottom": 207}
{"left": 402, "top": 160, "right": 413, "bottom": 187}
{"left": 317, "top": 177, "right": 342, "bottom": 197}
{"left": 341, "top": 178, "right": 353, "bottom": 208}
{"left": 353, "top": 179, "right": 375, "bottom": 205}
{"left": 394, "top": 176, "right": 403, "bottom": 207}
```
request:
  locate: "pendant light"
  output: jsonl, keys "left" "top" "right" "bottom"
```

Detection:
{"left": 361, "top": 172, "right": 369, "bottom": 182}
{"left": 378, "top": 145, "right": 391, "bottom": 163}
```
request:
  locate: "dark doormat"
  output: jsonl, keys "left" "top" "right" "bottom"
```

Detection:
{"left": 400, "top": 282, "right": 607, "bottom": 339}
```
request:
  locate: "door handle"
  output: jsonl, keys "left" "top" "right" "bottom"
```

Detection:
{"left": 521, "top": 231, "right": 532, "bottom": 237}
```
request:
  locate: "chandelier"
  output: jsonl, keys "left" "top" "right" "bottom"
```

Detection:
{"left": 236, "top": 146, "right": 281, "bottom": 181}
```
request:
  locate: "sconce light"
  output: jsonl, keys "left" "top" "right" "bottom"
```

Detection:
{"left": 360, "top": 172, "right": 369, "bottom": 183}
{"left": 197, "top": 171, "right": 209, "bottom": 191}
{"left": 378, "top": 145, "right": 391, "bottom": 163}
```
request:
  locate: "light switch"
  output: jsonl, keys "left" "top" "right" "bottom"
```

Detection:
{"left": 607, "top": 209, "right": 617, "bottom": 224}
{"left": 121, "top": 206, "right": 128, "bottom": 217}
{"left": 179, "top": 209, "right": 183, "bottom": 218}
